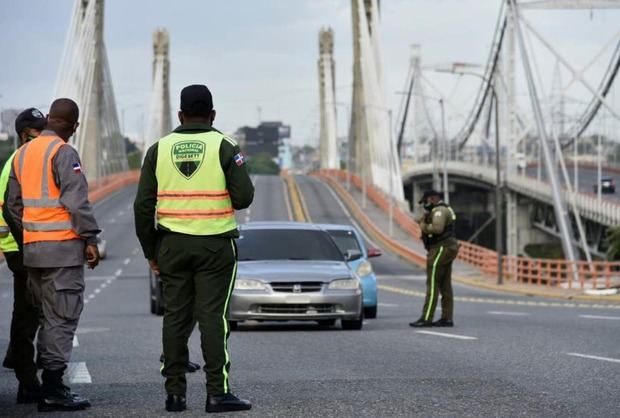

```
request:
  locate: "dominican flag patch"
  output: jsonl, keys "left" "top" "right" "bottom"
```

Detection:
{"left": 233, "top": 152, "right": 245, "bottom": 167}
{"left": 72, "top": 162, "right": 82, "bottom": 173}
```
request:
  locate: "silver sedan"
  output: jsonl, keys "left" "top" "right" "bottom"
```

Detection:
{"left": 229, "top": 222, "right": 364, "bottom": 330}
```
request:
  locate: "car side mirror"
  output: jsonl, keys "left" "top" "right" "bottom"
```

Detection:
{"left": 367, "top": 247, "right": 382, "bottom": 258}
{"left": 345, "top": 249, "right": 362, "bottom": 262}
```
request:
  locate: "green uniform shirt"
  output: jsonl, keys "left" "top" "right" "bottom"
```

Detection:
{"left": 134, "top": 123, "right": 254, "bottom": 259}
{"left": 420, "top": 204, "right": 454, "bottom": 236}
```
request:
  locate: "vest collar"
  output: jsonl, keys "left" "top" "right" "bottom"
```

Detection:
{"left": 173, "top": 123, "right": 214, "bottom": 133}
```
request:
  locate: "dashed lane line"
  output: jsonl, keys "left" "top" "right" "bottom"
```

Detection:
{"left": 578, "top": 314, "right": 620, "bottom": 321}
{"left": 115, "top": 269, "right": 123, "bottom": 277}
{"left": 123, "top": 258, "right": 131, "bottom": 265}
{"left": 565, "top": 352, "right": 620, "bottom": 364}
{"left": 132, "top": 247, "right": 139, "bottom": 255}
{"left": 487, "top": 311, "right": 531, "bottom": 316}
{"left": 378, "top": 303, "right": 400, "bottom": 308}
{"left": 416, "top": 330, "right": 478, "bottom": 340}
{"left": 378, "top": 284, "right": 620, "bottom": 310}
{"left": 68, "top": 362, "right": 92, "bottom": 384}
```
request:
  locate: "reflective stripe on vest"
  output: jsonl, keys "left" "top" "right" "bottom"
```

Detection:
{"left": 0, "top": 151, "right": 18, "bottom": 252}
{"left": 155, "top": 131, "right": 237, "bottom": 236}
{"left": 13, "top": 135, "right": 80, "bottom": 244}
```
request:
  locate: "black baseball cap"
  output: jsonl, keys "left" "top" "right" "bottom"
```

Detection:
{"left": 15, "top": 107, "right": 46, "bottom": 136}
{"left": 418, "top": 189, "right": 442, "bottom": 204}
{"left": 180, "top": 84, "right": 213, "bottom": 114}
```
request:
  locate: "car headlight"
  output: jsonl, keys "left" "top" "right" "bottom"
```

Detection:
{"left": 356, "top": 260, "right": 373, "bottom": 277}
{"left": 234, "top": 278, "right": 267, "bottom": 290}
{"left": 328, "top": 278, "right": 359, "bottom": 290}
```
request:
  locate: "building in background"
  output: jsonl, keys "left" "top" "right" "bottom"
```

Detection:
{"left": 0, "top": 108, "right": 22, "bottom": 141}
{"left": 235, "top": 121, "right": 291, "bottom": 162}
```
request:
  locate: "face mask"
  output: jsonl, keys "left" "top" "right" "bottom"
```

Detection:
{"left": 423, "top": 202, "right": 434, "bottom": 211}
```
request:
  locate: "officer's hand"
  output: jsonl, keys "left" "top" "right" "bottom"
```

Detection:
{"left": 148, "top": 259, "right": 160, "bottom": 276}
{"left": 86, "top": 244, "right": 100, "bottom": 269}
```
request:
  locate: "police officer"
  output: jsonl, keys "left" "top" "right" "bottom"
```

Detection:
{"left": 1, "top": 108, "right": 46, "bottom": 403}
{"left": 134, "top": 84, "right": 254, "bottom": 413}
{"left": 410, "top": 190, "right": 458, "bottom": 328}
{"left": 6, "top": 98, "right": 100, "bottom": 412}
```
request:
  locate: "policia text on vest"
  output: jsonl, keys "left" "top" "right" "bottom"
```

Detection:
{"left": 410, "top": 190, "right": 458, "bottom": 328}
{"left": 133, "top": 83, "right": 254, "bottom": 414}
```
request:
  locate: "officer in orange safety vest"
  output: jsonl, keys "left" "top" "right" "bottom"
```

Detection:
{"left": 5, "top": 98, "right": 100, "bottom": 412}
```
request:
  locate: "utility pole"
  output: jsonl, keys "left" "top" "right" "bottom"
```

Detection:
{"left": 440, "top": 99, "right": 449, "bottom": 204}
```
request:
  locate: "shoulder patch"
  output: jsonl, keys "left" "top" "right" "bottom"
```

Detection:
{"left": 434, "top": 211, "right": 443, "bottom": 218}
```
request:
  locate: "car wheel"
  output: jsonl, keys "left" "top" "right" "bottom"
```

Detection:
{"left": 317, "top": 319, "right": 336, "bottom": 327}
{"left": 364, "top": 306, "right": 377, "bottom": 319}
{"left": 229, "top": 320, "right": 238, "bottom": 331}
{"left": 341, "top": 318, "right": 363, "bottom": 330}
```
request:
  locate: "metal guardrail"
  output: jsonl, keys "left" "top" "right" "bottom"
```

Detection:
{"left": 316, "top": 169, "right": 620, "bottom": 291}
{"left": 403, "top": 161, "right": 620, "bottom": 226}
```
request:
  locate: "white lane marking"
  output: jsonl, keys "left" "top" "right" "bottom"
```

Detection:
{"left": 1, "top": 292, "right": 9, "bottom": 298}
{"left": 318, "top": 179, "right": 381, "bottom": 249}
{"left": 123, "top": 258, "right": 130, "bottom": 265}
{"left": 117, "top": 210, "right": 125, "bottom": 216}
{"left": 378, "top": 303, "right": 399, "bottom": 307}
{"left": 68, "top": 362, "right": 92, "bottom": 384}
{"left": 416, "top": 330, "right": 478, "bottom": 340}
{"left": 115, "top": 269, "right": 122, "bottom": 277}
{"left": 579, "top": 314, "right": 620, "bottom": 321}
{"left": 565, "top": 352, "right": 620, "bottom": 364}
{"left": 85, "top": 276, "right": 115, "bottom": 281}
{"left": 94, "top": 288, "right": 101, "bottom": 294}
{"left": 108, "top": 218, "right": 116, "bottom": 224}
{"left": 282, "top": 176, "right": 294, "bottom": 222}
{"left": 487, "top": 311, "right": 531, "bottom": 316}
{"left": 84, "top": 299, "right": 89, "bottom": 305}
{"left": 87, "top": 294, "right": 95, "bottom": 300}
{"left": 72, "top": 336, "right": 79, "bottom": 348}
{"left": 76, "top": 327, "right": 110, "bottom": 335}
{"left": 132, "top": 248, "right": 139, "bottom": 255}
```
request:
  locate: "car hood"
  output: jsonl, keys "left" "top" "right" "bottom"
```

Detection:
{"left": 237, "top": 260, "right": 352, "bottom": 282}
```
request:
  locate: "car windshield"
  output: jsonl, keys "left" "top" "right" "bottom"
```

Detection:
{"left": 326, "top": 229, "right": 362, "bottom": 256}
{"left": 237, "top": 228, "right": 344, "bottom": 261}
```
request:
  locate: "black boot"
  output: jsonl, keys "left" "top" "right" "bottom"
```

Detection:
{"left": 206, "top": 393, "right": 252, "bottom": 413}
{"left": 17, "top": 381, "right": 42, "bottom": 404}
{"left": 432, "top": 319, "right": 454, "bottom": 327}
{"left": 39, "top": 369, "right": 91, "bottom": 412}
{"left": 409, "top": 318, "right": 433, "bottom": 327}
{"left": 3, "top": 344, "right": 14, "bottom": 369}
{"left": 166, "top": 394, "right": 187, "bottom": 412}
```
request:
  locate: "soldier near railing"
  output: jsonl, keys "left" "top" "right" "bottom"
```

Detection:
{"left": 410, "top": 190, "right": 459, "bottom": 328}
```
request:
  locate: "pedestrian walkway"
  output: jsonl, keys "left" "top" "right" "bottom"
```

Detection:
{"left": 314, "top": 172, "right": 620, "bottom": 304}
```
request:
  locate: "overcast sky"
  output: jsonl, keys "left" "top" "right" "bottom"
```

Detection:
{"left": 1, "top": 0, "right": 619, "bottom": 146}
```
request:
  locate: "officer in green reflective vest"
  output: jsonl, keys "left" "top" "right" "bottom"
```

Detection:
{"left": 134, "top": 85, "right": 254, "bottom": 413}
{"left": 1, "top": 108, "right": 46, "bottom": 402}
{"left": 410, "top": 190, "right": 459, "bottom": 328}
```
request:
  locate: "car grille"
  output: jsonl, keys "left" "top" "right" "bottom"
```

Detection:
{"left": 270, "top": 282, "right": 323, "bottom": 293}
{"left": 257, "top": 304, "right": 335, "bottom": 314}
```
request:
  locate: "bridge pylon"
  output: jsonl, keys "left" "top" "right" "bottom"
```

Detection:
{"left": 145, "top": 29, "right": 172, "bottom": 152}
{"left": 54, "top": 0, "right": 128, "bottom": 181}
{"left": 318, "top": 28, "right": 339, "bottom": 170}
{"left": 350, "top": 0, "right": 404, "bottom": 201}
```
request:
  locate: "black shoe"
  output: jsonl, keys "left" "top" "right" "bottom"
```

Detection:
{"left": 409, "top": 318, "right": 433, "bottom": 327}
{"left": 186, "top": 361, "right": 201, "bottom": 373}
{"left": 38, "top": 385, "right": 90, "bottom": 412}
{"left": 166, "top": 394, "right": 187, "bottom": 412}
{"left": 432, "top": 319, "right": 454, "bottom": 327}
{"left": 206, "top": 393, "right": 252, "bottom": 413}
{"left": 17, "top": 382, "right": 42, "bottom": 404}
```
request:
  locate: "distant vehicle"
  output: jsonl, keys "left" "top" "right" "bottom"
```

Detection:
{"left": 229, "top": 222, "right": 364, "bottom": 330}
{"left": 317, "top": 224, "right": 380, "bottom": 318}
{"left": 515, "top": 152, "right": 527, "bottom": 170}
{"left": 594, "top": 177, "right": 615, "bottom": 194}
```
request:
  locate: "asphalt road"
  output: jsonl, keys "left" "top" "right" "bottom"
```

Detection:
{"left": 0, "top": 175, "right": 618, "bottom": 417}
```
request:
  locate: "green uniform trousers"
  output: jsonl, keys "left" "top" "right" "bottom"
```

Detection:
{"left": 158, "top": 233, "right": 237, "bottom": 396}
{"left": 421, "top": 240, "right": 459, "bottom": 322}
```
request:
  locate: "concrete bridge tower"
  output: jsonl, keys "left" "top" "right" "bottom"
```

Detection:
{"left": 318, "top": 28, "right": 339, "bottom": 169}
{"left": 145, "top": 29, "right": 172, "bottom": 151}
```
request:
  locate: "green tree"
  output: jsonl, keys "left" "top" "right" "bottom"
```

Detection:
{"left": 247, "top": 152, "right": 280, "bottom": 175}
{"left": 604, "top": 226, "right": 620, "bottom": 260}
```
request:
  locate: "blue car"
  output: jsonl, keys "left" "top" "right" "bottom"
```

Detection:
{"left": 318, "top": 224, "right": 381, "bottom": 318}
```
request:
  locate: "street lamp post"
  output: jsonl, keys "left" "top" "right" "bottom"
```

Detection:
{"left": 437, "top": 68, "right": 503, "bottom": 285}
{"left": 439, "top": 99, "right": 449, "bottom": 204}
